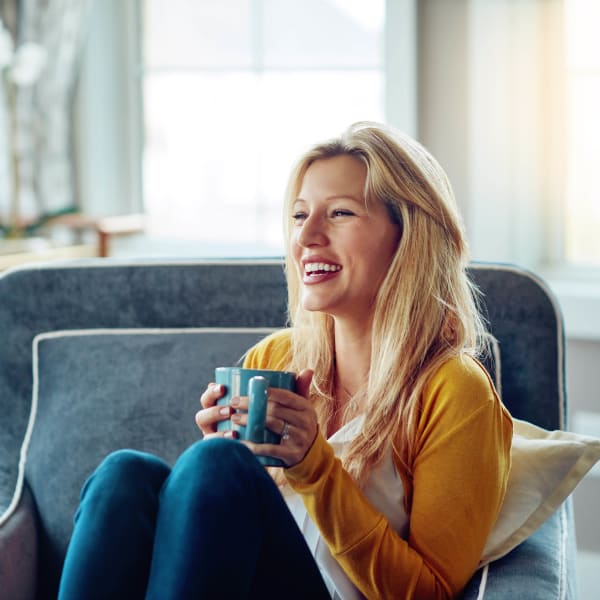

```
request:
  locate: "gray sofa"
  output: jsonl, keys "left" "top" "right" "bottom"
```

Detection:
{"left": 0, "top": 259, "right": 577, "bottom": 599}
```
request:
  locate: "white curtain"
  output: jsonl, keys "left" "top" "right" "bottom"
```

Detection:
{"left": 418, "top": 0, "right": 564, "bottom": 270}
{"left": 0, "top": 0, "right": 20, "bottom": 234}
{"left": 0, "top": 0, "right": 94, "bottom": 235}
{"left": 465, "top": 0, "right": 564, "bottom": 267}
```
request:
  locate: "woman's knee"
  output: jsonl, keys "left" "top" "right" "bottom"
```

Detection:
{"left": 177, "top": 438, "right": 256, "bottom": 473}
{"left": 169, "top": 439, "right": 264, "bottom": 492}
{"left": 80, "top": 449, "right": 170, "bottom": 508}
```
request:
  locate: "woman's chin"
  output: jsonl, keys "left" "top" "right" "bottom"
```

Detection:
{"left": 301, "top": 296, "right": 332, "bottom": 314}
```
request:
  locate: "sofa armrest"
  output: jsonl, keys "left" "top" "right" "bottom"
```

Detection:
{"left": 0, "top": 483, "right": 38, "bottom": 600}
{"left": 461, "top": 500, "right": 577, "bottom": 599}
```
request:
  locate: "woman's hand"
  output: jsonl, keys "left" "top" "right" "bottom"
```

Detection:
{"left": 236, "top": 369, "right": 318, "bottom": 468}
{"left": 195, "top": 383, "right": 238, "bottom": 440}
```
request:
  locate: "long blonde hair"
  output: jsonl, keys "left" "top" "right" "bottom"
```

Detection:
{"left": 283, "top": 122, "right": 488, "bottom": 485}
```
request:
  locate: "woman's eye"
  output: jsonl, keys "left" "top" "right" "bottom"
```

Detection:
{"left": 292, "top": 212, "right": 307, "bottom": 222}
{"left": 331, "top": 209, "right": 354, "bottom": 218}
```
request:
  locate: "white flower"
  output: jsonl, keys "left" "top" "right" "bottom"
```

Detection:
{"left": 10, "top": 42, "right": 47, "bottom": 86}
{"left": 0, "top": 19, "right": 47, "bottom": 86}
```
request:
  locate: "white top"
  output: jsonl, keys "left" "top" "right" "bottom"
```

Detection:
{"left": 284, "top": 416, "right": 409, "bottom": 599}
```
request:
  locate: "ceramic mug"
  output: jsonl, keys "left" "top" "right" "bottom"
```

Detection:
{"left": 215, "top": 367, "right": 296, "bottom": 466}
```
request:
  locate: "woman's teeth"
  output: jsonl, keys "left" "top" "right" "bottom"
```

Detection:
{"left": 305, "top": 262, "right": 342, "bottom": 274}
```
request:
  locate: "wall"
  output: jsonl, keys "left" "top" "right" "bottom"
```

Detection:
{"left": 567, "top": 339, "right": 600, "bottom": 551}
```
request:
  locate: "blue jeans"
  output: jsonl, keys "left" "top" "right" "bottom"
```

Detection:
{"left": 58, "top": 439, "right": 329, "bottom": 599}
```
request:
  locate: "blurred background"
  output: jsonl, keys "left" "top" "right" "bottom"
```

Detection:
{"left": 0, "top": 0, "right": 598, "bottom": 593}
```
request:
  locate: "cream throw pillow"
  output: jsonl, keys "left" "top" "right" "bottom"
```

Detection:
{"left": 480, "top": 418, "right": 600, "bottom": 565}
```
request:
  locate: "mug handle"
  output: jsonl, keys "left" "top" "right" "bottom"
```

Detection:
{"left": 247, "top": 376, "right": 268, "bottom": 443}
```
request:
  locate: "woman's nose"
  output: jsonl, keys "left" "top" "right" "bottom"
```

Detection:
{"left": 296, "top": 214, "right": 328, "bottom": 247}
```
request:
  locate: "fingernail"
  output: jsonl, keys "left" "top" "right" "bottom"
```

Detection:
{"left": 224, "top": 430, "right": 239, "bottom": 439}
{"left": 219, "top": 406, "right": 231, "bottom": 416}
{"left": 212, "top": 384, "right": 223, "bottom": 394}
{"left": 230, "top": 396, "right": 240, "bottom": 407}
{"left": 231, "top": 413, "right": 241, "bottom": 423}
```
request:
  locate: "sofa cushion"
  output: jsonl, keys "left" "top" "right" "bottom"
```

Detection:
{"left": 22, "top": 328, "right": 273, "bottom": 598}
{"left": 481, "top": 419, "right": 600, "bottom": 565}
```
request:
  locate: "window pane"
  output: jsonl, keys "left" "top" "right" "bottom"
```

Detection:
{"left": 141, "top": 0, "right": 384, "bottom": 254}
{"left": 143, "top": 0, "right": 253, "bottom": 68}
{"left": 143, "top": 0, "right": 384, "bottom": 70}
{"left": 142, "top": 70, "right": 383, "bottom": 249}
{"left": 143, "top": 72, "right": 260, "bottom": 244}
{"left": 263, "top": 0, "right": 383, "bottom": 68}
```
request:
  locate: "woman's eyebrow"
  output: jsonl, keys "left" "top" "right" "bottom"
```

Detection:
{"left": 295, "top": 194, "right": 363, "bottom": 204}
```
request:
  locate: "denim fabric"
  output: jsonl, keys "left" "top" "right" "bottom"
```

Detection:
{"left": 58, "top": 439, "right": 329, "bottom": 600}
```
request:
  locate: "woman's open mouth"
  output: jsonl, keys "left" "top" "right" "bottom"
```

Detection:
{"left": 303, "top": 262, "right": 342, "bottom": 283}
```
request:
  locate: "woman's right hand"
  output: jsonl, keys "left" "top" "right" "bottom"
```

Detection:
{"left": 195, "top": 383, "right": 237, "bottom": 440}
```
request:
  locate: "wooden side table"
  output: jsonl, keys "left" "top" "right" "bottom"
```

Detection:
{"left": 40, "top": 213, "right": 146, "bottom": 257}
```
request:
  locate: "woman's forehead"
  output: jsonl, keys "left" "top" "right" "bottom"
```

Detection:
{"left": 298, "top": 155, "right": 367, "bottom": 198}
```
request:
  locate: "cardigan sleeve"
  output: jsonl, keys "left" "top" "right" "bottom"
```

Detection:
{"left": 243, "top": 329, "right": 293, "bottom": 371}
{"left": 404, "top": 356, "right": 513, "bottom": 596}
{"left": 245, "top": 334, "right": 512, "bottom": 599}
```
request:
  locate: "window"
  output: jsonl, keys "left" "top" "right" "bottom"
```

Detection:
{"left": 140, "top": 0, "right": 385, "bottom": 254}
{"left": 84, "top": 1, "right": 596, "bottom": 272}
{"left": 564, "top": 0, "right": 600, "bottom": 266}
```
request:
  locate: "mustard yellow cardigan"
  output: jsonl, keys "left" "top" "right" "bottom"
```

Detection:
{"left": 244, "top": 329, "right": 512, "bottom": 599}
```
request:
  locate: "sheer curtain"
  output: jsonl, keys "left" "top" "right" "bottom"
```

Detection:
{"left": 0, "top": 0, "right": 21, "bottom": 234}
{"left": 466, "top": 0, "right": 564, "bottom": 269}
{"left": 418, "top": 0, "right": 564, "bottom": 270}
{"left": 0, "top": 0, "right": 93, "bottom": 235}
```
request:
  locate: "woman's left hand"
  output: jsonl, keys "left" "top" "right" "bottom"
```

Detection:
{"left": 232, "top": 369, "right": 318, "bottom": 468}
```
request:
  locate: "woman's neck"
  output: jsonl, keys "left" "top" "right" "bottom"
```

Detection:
{"left": 333, "top": 318, "right": 372, "bottom": 406}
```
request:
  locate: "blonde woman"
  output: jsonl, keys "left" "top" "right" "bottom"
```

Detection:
{"left": 58, "top": 123, "right": 512, "bottom": 600}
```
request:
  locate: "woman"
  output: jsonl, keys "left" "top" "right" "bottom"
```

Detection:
{"left": 58, "top": 122, "right": 512, "bottom": 599}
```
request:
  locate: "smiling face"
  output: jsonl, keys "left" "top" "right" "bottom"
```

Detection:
{"left": 290, "top": 154, "right": 402, "bottom": 322}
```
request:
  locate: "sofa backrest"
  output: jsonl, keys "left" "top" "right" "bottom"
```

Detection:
{"left": 0, "top": 260, "right": 288, "bottom": 504}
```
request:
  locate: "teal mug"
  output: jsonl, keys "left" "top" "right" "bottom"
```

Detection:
{"left": 215, "top": 367, "right": 296, "bottom": 466}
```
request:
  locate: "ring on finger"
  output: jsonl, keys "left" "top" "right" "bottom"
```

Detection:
{"left": 281, "top": 420, "right": 291, "bottom": 440}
